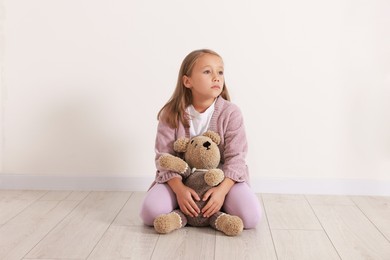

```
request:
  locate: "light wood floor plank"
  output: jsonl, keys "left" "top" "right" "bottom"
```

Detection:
{"left": 262, "top": 194, "right": 322, "bottom": 230}
{"left": 0, "top": 191, "right": 385, "bottom": 260}
{"left": 65, "top": 191, "right": 90, "bottom": 201}
{"left": 25, "top": 191, "right": 131, "bottom": 259}
{"left": 113, "top": 191, "right": 144, "bottom": 226}
{"left": 0, "top": 190, "right": 47, "bottom": 226}
{"left": 215, "top": 194, "right": 277, "bottom": 260}
{"left": 306, "top": 195, "right": 355, "bottom": 206}
{"left": 38, "top": 191, "right": 71, "bottom": 201}
{"left": 272, "top": 230, "right": 340, "bottom": 260}
{"left": 350, "top": 196, "right": 390, "bottom": 242}
{"left": 215, "top": 228, "right": 275, "bottom": 259}
{"left": 151, "top": 227, "right": 216, "bottom": 260}
{"left": 87, "top": 225, "right": 158, "bottom": 260}
{"left": 0, "top": 200, "right": 79, "bottom": 260}
{"left": 312, "top": 204, "right": 390, "bottom": 260}
{"left": 38, "top": 191, "right": 90, "bottom": 201}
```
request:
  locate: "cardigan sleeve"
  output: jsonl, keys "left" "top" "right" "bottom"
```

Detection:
{"left": 154, "top": 120, "right": 183, "bottom": 183}
{"left": 221, "top": 106, "right": 249, "bottom": 183}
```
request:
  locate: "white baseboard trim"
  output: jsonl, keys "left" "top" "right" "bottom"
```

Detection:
{"left": 0, "top": 174, "right": 389, "bottom": 196}
{"left": 0, "top": 174, "right": 154, "bottom": 192}
{"left": 250, "top": 177, "right": 390, "bottom": 196}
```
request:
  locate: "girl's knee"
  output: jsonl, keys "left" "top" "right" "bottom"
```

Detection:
{"left": 242, "top": 206, "right": 262, "bottom": 229}
{"left": 139, "top": 184, "right": 177, "bottom": 226}
{"left": 140, "top": 202, "right": 157, "bottom": 226}
{"left": 224, "top": 183, "right": 263, "bottom": 229}
{"left": 140, "top": 198, "right": 176, "bottom": 226}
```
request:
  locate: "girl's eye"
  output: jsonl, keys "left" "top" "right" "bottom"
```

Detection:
{"left": 219, "top": 71, "right": 224, "bottom": 75}
{"left": 203, "top": 70, "right": 211, "bottom": 74}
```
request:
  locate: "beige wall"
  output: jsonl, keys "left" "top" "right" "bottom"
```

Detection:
{"left": 1, "top": 1, "right": 389, "bottom": 186}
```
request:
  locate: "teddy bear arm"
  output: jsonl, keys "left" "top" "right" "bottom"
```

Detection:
{"left": 204, "top": 169, "right": 225, "bottom": 186}
{"left": 159, "top": 154, "right": 189, "bottom": 174}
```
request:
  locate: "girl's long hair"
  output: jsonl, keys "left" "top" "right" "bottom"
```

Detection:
{"left": 157, "top": 49, "right": 231, "bottom": 128}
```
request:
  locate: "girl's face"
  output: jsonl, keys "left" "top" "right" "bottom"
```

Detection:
{"left": 183, "top": 54, "right": 224, "bottom": 106}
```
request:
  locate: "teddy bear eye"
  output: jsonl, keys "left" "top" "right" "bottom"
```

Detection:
{"left": 190, "top": 139, "right": 197, "bottom": 147}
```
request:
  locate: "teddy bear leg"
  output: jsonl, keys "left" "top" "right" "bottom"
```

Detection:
{"left": 153, "top": 210, "right": 187, "bottom": 234}
{"left": 210, "top": 212, "right": 244, "bottom": 236}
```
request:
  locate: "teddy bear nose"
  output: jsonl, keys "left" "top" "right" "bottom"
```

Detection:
{"left": 203, "top": 141, "right": 211, "bottom": 149}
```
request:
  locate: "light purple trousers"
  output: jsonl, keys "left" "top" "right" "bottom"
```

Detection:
{"left": 140, "top": 182, "right": 262, "bottom": 229}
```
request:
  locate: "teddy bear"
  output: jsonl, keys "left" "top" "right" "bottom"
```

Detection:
{"left": 153, "top": 130, "right": 244, "bottom": 236}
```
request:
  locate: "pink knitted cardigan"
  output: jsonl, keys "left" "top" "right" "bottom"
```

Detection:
{"left": 154, "top": 96, "right": 249, "bottom": 184}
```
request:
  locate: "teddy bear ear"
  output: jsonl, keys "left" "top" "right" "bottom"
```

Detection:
{"left": 174, "top": 138, "right": 190, "bottom": 152}
{"left": 203, "top": 131, "right": 221, "bottom": 145}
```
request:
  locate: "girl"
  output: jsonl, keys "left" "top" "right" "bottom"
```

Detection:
{"left": 140, "top": 49, "right": 261, "bottom": 230}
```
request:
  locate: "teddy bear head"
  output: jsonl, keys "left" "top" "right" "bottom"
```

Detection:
{"left": 173, "top": 131, "right": 221, "bottom": 169}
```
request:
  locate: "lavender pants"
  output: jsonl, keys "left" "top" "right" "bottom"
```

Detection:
{"left": 140, "top": 182, "right": 262, "bottom": 229}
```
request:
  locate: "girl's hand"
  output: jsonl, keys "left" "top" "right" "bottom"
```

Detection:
{"left": 168, "top": 178, "right": 200, "bottom": 217}
{"left": 176, "top": 185, "right": 201, "bottom": 217}
{"left": 201, "top": 186, "right": 226, "bottom": 218}
{"left": 201, "top": 178, "right": 235, "bottom": 218}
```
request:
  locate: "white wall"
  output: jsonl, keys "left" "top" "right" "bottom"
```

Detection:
{"left": 1, "top": 0, "right": 389, "bottom": 193}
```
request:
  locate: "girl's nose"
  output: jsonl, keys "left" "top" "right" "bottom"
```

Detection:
{"left": 212, "top": 74, "right": 220, "bottom": 82}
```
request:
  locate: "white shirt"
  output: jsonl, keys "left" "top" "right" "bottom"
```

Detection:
{"left": 187, "top": 100, "right": 216, "bottom": 138}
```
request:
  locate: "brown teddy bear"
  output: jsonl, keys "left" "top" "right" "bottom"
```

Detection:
{"left": 154, "top": 130, "right": 244, "bottom": 236}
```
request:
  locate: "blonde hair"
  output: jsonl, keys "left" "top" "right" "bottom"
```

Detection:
{"left": 158, "top": 49, "right": 231, "bottom": 128}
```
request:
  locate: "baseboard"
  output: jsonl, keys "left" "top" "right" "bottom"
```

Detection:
{"left": 250, "top": 177, "right": 390, "bottom": 196}
{"left": 0, "top": 174, "right": 154, "bottom": 192}
{"left": 0, "top": 174, "right": 389, "bottom": 196}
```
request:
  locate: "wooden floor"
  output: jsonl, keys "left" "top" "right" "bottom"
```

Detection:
{"left": 0, "top": 191, "right": 390, "bottom": 260}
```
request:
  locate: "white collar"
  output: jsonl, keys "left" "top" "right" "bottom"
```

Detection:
{"left": 188, "top": 99, "right": 216, "bottom": 117}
